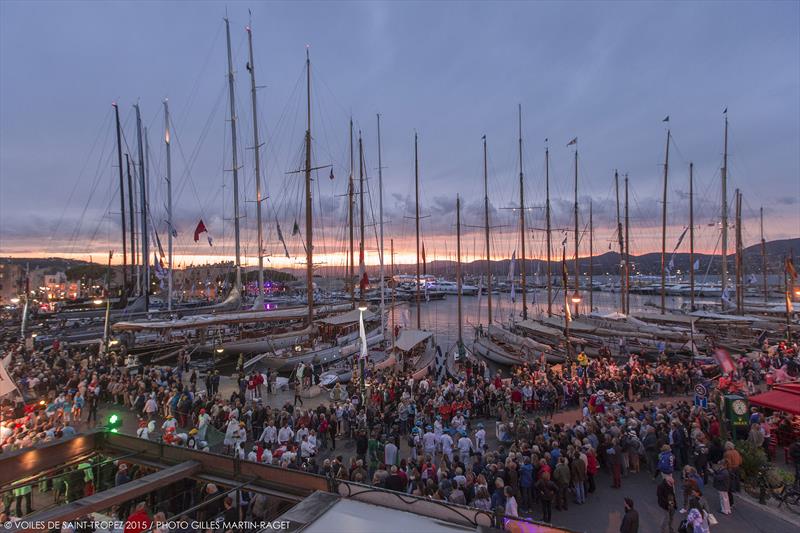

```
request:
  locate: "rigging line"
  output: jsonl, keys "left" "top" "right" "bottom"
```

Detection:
{"left": 177, "top": 20, "right": 224, "bottom": 127}
{"left": 47, "top": 106, "right": 114, "bottom": 246}
{"left": 67, "top": 115, "right": 117, "bottom": 253}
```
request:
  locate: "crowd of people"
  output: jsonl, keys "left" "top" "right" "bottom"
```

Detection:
{"left": 1, "top": 329, "right": 799, "bottom": 533}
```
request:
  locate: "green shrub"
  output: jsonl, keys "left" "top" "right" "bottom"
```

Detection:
{"left": 735, "top": 441, "right": 767, "bottom": 482}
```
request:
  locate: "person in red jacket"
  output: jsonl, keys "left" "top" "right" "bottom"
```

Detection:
{"left": 585, "top": 446, "right": 599, "bottom": 494}
{"left": 124, "top": 501, "right": 151, "bottom": 533}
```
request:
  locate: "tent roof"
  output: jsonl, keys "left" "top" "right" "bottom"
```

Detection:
{"left": 393, "top": 329, "right": 433, "bottom": 352}
{"left": 748, "top": 389, "right": 800, "bottom": 415}
{"left": 317, "top": 308, "right": 375, "bottom": 326}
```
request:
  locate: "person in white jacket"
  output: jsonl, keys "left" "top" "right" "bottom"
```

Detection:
{"left": 197, "top": 408, "right": 211, "bottom": 442}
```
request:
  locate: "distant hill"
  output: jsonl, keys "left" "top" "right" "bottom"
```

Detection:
{"left": 5, "top": 238, "right": 797, "bottom": 279}
{"left": 367, "top": 237, "right": 800, "bottom": 277}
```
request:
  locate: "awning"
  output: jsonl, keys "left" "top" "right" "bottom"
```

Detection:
{"left": 317, "top": 308, "right": 375, "bottom": 326}
{"left": 393, "top": 329, "right": 433, "bottom": 352}
{"left": 748, "top": 389, "right": 800, "bottom": 415}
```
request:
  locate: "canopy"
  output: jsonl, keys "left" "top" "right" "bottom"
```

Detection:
{"left": 748, "top": 388, "right": 800, "bottom": 415}
{"left": 317, "top": 308, "right": 375, "bottom": 326}
{"left": 393, "top": 329, "right": 433, "bottom": 352}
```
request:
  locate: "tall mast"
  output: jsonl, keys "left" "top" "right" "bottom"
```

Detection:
{"left": 113, "top": 103, "right": 128, "bottom": 298}
{"left": 483, "top": 135, "right": 492, "bottom": 325}
{"left": 572, "top": 144, "right": 579, "bottom": 315}
{"left": 247, "top": 22, "right": 265, "bottom": 307}
{"left": 456, "top": 195, "right": 463, "bottom": 346}
{"left": 224, "top": 17, "right": 242, "bottom": 293}
{"left": 735, "top": 189, "right": 743, "bottom": 314}
{"left": 761, "top": 206, "right": 767, "bottom": 304}
{"left": 721, "top": 112, "right": 729, "bottom": 308}
{"left": 164, "top": 99, "right": 173, "bottom": 312}
{"left": 348, "top": 118, "right": 355, "bottom": 308}
{"left": 414, "top": 133, "right": 421, "bottom": 329}
{"left": 625, "top": 174, "right": 630, "bottom": 313}
{"left": 135, "top": 104, "right": 149, "bottom": 311}
{"left": 304, "top": 48, "right": 314, "bottom": 325}
{"left": 377, "top": 114, "right": 385, "bottom": 334}
{"left": 689, "top": 162, "right": 695, "bottom": 311}
{"left": 589, "top": 201, "right": 593, "bottom": 312}
{"left": 518, "top": 105, "right": 528, "bottom": 320}
{"left": 391, "top": 238, "right": 396, "bottom": 344}
{"left": 358, "top": 133, "right": 365, "bottom": 301}
{"left": 660, "top": 128, "right": 670, "bottom": 314}
{"left": 125, "top": 154, "right": 137, "bottom": 295}
{"left": 615, "top": 170, "right": 624, "bottom": 314}
{"left": 545, "top": 144, "right": 552, "bottom": 317}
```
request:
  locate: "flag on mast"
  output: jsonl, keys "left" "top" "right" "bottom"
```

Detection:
{"left": 193, "top": 219, "right": 208, "bottom": 242}
{"left": 567, "top": 137, "right": 577, "bottom": 147}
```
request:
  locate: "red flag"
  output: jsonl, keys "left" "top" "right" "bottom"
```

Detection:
{"left": 194, "top": 219, "right": 208, "bottom": 242}
{"left": 713, "top": 348, "right": 736, "bottom": 374}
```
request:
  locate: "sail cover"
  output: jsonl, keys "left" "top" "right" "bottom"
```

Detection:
{"left": 393, "top": 329, "right": 433, "bottom": 352}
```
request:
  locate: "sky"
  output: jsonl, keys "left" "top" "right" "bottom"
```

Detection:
{"left": 1, "top": 1, "right": 798, "bottom": 272}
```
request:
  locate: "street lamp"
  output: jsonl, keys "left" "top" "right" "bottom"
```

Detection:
{"left": 570, "top": 291, "right": 581, "bottom": 304}
{"left": 357, "top": 302, "right": 368, "bottom": 405}
{"left": 93, "top": 299, "right": 104, "bottom": 305}
{"left": 10, "top": 298, "right": 19, "bottom": 304}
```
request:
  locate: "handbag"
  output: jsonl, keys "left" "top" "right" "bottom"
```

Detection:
{"left": 707, "top": 512, "right": 719, "bottom": 525}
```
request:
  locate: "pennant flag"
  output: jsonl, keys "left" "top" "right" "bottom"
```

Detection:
{"left": 292, "top": 219, "right": 300, "bottom": 236}
{"left": 713, "top": 348, "right": 736, "bottom": 374}
{"left": 567, "top": 137, "right": 577, "bottom": 147}
{"left": 787, "top": 291, "right": 794, "bottom": 314}
{"left": 329, "top": 168, "right": 335, "bottom": 180}
{"left": 0, "top": 361, "right": 20, "bottom": 398}
{"left": 194, "top": 219, "right": 208, "bottom": 242}
{"left": 358, "top": 306, "right": 368, "bottom": 359}
{"left": 154, "top": 230, "right": 166, "bottom": 258}
{"left": 276, "top": 220, "right": 290, "bottom": 258}
{"left": 246, "top": 61, "right": 252, "bottom": 72}
{"left": 723, "top": 107, "right": 728, "bottom": 114}
{"left": 171, "top": 227, "right": 178, "bottom": 238}
{"left": 663, "top": 115, "right": 670, "bottom": 122}
{"left": 786, "top": 257, "right": 797, "bottom": 280}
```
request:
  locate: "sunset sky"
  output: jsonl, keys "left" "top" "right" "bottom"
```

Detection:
{"left": 1, "top": 1, "right": 798, "bottom": 272}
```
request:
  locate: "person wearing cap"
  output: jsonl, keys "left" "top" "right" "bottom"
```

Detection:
{"left": 136, "top": 419, "right": 150, "bottom": 440}
{"left": 187, "top": 428, "right": 199, "bottom": 449}
{"left": 161, "top": 414, "right": 176, "bottom": 433}
{"left": 475, "top": 423, "right": 486, "bottom": 453}
{"left": 197, "top": 407, "right": 210, "bottom": 442}
{"left": 620, "top": 497, "right": 639, "bottom": 533}
{"left": 115, "top": 463, "right": 130, "bottom": 487}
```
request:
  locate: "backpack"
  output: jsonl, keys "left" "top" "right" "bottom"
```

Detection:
{"left": 658, "top": 452, "right": 674, "bottom": 474}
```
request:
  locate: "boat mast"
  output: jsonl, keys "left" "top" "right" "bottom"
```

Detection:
{"left": 134, "top": 104, "right": 149, "bottom": 311}
{"left": 689, "top": 162, "right": 695, "bottom": 311}
{"left": 391, "top": 238, "right": 396, "bottom": 343}
{"left": 660, "top": 128, "right": 670, "bottom": 314}
{"left": 304, "top": 48, "right": 314, "bottom": 325}
{"left": 589, "top": 201, "right": 593, "bottom": 312}
{"left": 456, "top": 195, "right": 463, "bottom": 346}
{"left": 224, "top": 17, "right": 242, "bottom": 293}
{"left": 483, "top": 135, "right": 492, "bottom": 325}
{"left": 625, "top": 174, "right": 630, "bottom": 313}
{"left": 377, "top": 114, "right": 385, "bottom": 334}
{"left": 164, "top": 99, "right": 173, "bottom": 312}
{"left": 761, "top": 206, "right": 767, "bottom": 304}
{"left": 125, "top": 154, "right": 137, "bottom": 295}
{"left": 247, "top": 22, "right": 265, "bottom": 308}
{"left": 545, "top": 144, "right": 552, "bottom": 317}
{"left": 721, "top": 111, "right": 729, "bottom": 308}
{"left": 735, "top": 189, "right": 743, "bottom": 314}
{"left": 348, "top": 118, "right": 355, "bottom": 308}
{"left": 358, "top": 133, "right": 365, "bottom": 301}
{"left": 113, "top": 103, "right": 128, "bottom": 299}
{"left": 572, "top": 144, "right": 579, "bottom": 316}
{"left": 414, "top": 133, "right": 421, "bottom": 329}
{"left": 614, "top": 170, "right": 624, "bottom": 314}
{"left": 518, "top": 105, "right": 528, "bottom": 320}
